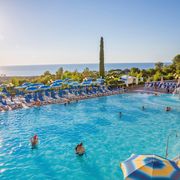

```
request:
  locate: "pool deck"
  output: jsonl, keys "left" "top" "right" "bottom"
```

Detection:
{"left": 0, "top": 84, "right": 175, "bottom": 113}
{"left": 0, "top": 89, "right": 125, "bottom": 113}
{"left": 127, "top": 85, "right": 171, "bottom": 94}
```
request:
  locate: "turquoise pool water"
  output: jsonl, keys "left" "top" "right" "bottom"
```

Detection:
{"left": 0, "top": 93, "right": 180, "bottom": 180}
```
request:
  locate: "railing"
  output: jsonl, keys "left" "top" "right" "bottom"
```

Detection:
{"left": 165, "top": 130, "right": 180, "bottom": 159}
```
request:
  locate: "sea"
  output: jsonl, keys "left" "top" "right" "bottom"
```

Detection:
{"left": 0, "top": 63, "right": 170, "bottom": 77}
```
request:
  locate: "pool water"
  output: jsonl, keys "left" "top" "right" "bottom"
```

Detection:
{"left": 0, "top": 93, "right": 180, "bottom": 180}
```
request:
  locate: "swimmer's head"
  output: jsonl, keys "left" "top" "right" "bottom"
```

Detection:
{"left": 34, "top": 135, "right": 38, "bottom": 139}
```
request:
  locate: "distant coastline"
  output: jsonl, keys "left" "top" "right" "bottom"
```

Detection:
{"left": 0, "top": 62, "right": 171, "bottom": 77}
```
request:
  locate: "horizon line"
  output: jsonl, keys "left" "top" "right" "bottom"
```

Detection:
{"left": 0, "top": 61, "right": 171, "bottom": 67}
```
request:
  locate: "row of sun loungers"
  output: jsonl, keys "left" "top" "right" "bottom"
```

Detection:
{"left": 0, "top": 87, "right": 124, "bottom": 112}
{"left": 144, "top": 81, "right": 180, "bottom": 91}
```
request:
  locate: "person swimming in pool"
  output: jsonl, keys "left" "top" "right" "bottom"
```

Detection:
{"left": 165, "top": 107, "right": 171, "bottom": 112}
{"left": 75, "top": 142, "right": 85, "bottom": 156}
{"left": 119, "top": 112, "right": 122, "bottom": 117}
{"left": 142, "top": 106, "right": 145, "bottom": 110}
{"left": 31, "top": 134, "right": 38, "bottom": 148}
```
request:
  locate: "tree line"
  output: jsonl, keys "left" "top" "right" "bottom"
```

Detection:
{"left": 3, "top": 54, "right": 180, "bottom": 87}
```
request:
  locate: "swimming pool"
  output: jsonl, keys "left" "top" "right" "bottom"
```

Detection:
{"left": 0, "top": 93, "right": 180, "bottom": 179}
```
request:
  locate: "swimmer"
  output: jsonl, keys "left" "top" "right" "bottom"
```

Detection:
{"left": 31, "top": 134, "right": 38, "bottom": 148}
{"left": 142, "top": 106, "right": 145, "bottom": 110}
{"left": 119, "top": 112, "right": 122, "bottom": 117}
{"left": 75, "top": 142, "right": 85, "bottom": 156}
{"left": 36, "top": 101, "right": 41, "bottom": 106}
{"left": 64, "top": 103, "right": 67, "bottom": 106}
{"left": 165, "top": 107, "right": 171, "bottom": 112}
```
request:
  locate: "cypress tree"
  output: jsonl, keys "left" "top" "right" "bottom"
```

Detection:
{"left": 99, "top": 37, "right": 105, "bottom": 78}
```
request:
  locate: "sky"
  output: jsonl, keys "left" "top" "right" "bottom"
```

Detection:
{"left": 0, "top": 0, "right": 180, "bottom": 66}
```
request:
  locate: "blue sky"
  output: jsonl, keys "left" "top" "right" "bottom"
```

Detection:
{"left": 0, "top": 0, "right": 179, "bottom": 65}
